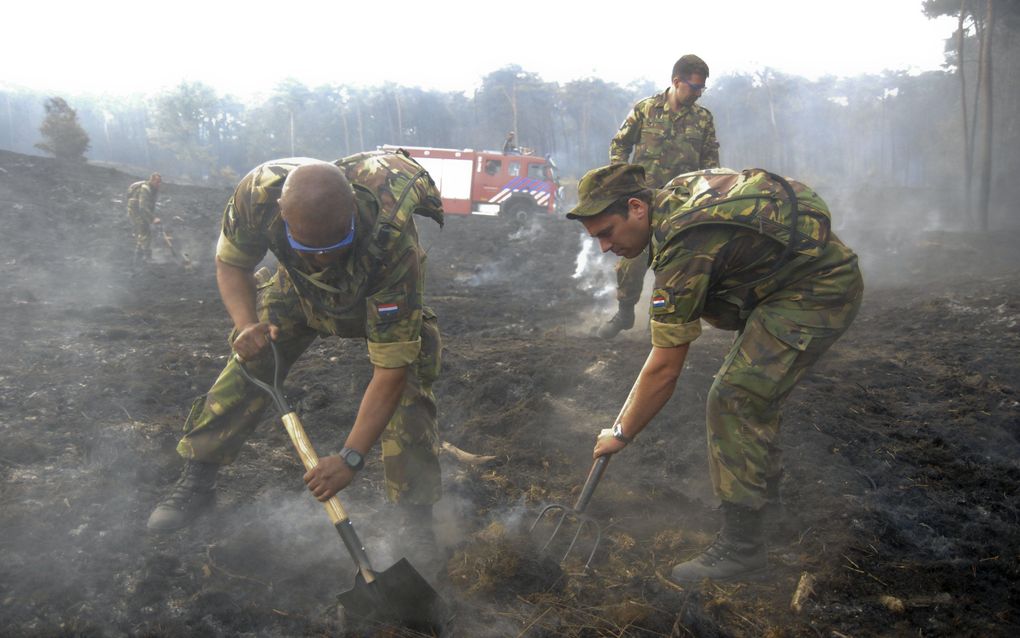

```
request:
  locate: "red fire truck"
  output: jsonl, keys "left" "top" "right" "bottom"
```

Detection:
{"left": 381, "top": 145, "right": 561, "bottom": 219}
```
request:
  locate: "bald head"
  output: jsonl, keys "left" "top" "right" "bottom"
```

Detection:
{"left": 279, "top": 162, "right": 356, "bottom": 244}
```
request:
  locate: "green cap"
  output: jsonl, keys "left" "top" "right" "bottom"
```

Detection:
{"left": 566, "top": 164, "right": 646, "bottom": 219}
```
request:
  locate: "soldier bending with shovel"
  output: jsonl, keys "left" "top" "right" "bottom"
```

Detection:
{"left": 147, "top": 151, "right": 445, "bottom": 570}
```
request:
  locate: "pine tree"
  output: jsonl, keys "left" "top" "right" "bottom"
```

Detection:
{"left": 35, "top": 97, "right": 90, "bottom": 161}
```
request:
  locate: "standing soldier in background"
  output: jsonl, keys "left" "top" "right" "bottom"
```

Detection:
{"left": 600, "top": 54, "right": 720, "bottom": 339}
{"left": 126, "top": 172, "right": 162, "bottom": 264}
{"left": 568, "top": 164, "right": 862, "bottom": 583}
{"left": 146, "top": 150, "right": 445, "bottom": 563}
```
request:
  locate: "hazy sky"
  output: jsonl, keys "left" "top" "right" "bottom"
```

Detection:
{"left": 5, "top": 0, "right": 955, "bottom": 99}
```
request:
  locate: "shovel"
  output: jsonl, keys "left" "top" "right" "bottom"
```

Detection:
{"left": 152, "top": 219, "right": 178, "bottom": 258}
{"left": 154, "top": 218, "right": 195, "bottom": 268}
{"left": 235, "top": 341, "right": 444, "bottom": 631}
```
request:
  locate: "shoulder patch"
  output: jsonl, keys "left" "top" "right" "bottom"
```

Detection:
{"left": 650, "top": 288, "right": 675, "bottom": 315}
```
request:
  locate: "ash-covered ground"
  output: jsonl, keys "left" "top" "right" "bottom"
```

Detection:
{"left": 1, "top": 149, "right": 1018, "bottom": 637}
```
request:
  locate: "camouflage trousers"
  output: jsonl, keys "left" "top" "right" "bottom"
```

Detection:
{"left": 616, "top": 246, "right": 650, "bottom": 306}
{"left": 175, "top": 270, "right": 443, "bottom": 506}
{"left": 706, "top": 259, "right": 863, "bottom": 510}
{"left": 129, "top": 212, "right": 152, "bottom": 260}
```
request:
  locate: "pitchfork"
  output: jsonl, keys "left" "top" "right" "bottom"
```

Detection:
{"left": 530, "top": 366, "right": 646, "bottom": 571}
{"left": 530, "top": 455, "right": 611, "bottom": 571}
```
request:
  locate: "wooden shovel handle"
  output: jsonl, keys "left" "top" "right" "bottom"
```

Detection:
{"left": 281, "top": 411, "right": 379, "bottom": 584}
{"left": 281, "top": 412, "right": 349, "bottom": 525}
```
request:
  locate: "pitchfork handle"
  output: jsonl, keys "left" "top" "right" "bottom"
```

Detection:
{"left": 573, "top": 455, "right": 610, "bottom": 513}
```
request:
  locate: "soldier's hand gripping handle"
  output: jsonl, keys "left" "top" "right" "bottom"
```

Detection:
{"left": 232, "top": 322, "right": 280, "bottom": 362}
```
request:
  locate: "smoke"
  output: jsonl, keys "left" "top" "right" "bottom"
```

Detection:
{"left": 506, "top": 215, "right": 546, "bottom": 242}
{"left": 571, "top": 233, "right": 613, "bottom": 294}
{"left": 453, "top": 262, "right": 507, "bottom": 287}
{"left": 569, "top": 232, "right": 657, "bottom": 338}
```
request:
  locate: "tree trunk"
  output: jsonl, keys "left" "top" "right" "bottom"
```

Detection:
{"left": 958, "top": 0, "right": 973, "bottom": 219}
{"left": 760, "top": 71, "right": 783, "bottom": 171}
{"left": 512, "top": 83, "right": 519, "bottom": 147}
{"left": 394, "top": 91, "right": 403, "bottom": 144}
{"left": 580, "top": 99, "right": 589, "bottom": 168}
{"left": 5, "top": 93, "right": 14, "bottom": 148}
{"left": 341, "top": 107, "right": 351, "bottom": 156}
{"left": 355, "top": 100, "right": 365, "bottom": 152}
{"left": 503, "top": 84, "right": 518, "bottom": 148}
{"left": 977, "top": 0, "right": 994, "bottom": 231}
{"left": 289, "top": 110, "right": 296, "bottom": 157}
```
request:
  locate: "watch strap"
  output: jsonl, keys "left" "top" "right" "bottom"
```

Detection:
{"left": 612, "top": 422, "right": 633, "bottom": 444}
{"left": 339, "top": 446, "right": 365, "bottom": 472}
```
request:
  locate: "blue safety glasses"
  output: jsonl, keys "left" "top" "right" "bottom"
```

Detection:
{"left": 284, "top": 214, "right": 355, "bottom": 254}
{"left": 682, "top": 79, "right": 706, "bottom": 92}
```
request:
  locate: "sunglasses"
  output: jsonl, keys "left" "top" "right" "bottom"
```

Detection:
{"left": 284, "top": 214, "right": 355, "bottom": 254}
{"left": 682, "top": 79, "right": 706, "bottom": 92}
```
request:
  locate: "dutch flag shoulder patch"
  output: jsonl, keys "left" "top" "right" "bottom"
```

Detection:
{"left": 650, "top": 289, "right": 673, "bottom": 315}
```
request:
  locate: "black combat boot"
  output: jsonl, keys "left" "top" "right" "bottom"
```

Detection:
{"left": 146, "top": 461, "right": 219, "bottom": 531}
{"left": 669, "top": 502, "right": 767, "bottom": 584}
{"left": 597, "top": 303, "right": 636, "bottom": 339}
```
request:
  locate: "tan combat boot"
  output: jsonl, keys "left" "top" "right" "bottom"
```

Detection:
{"left": 669, "top": 502, "right": 767, "bottom": 584}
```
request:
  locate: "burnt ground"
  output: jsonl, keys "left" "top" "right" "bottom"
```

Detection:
{"left": 0, "top": 149, "right": 1018, "bottom": 637}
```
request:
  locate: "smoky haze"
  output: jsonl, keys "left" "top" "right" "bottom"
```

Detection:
{"left": 2, "top": 6, "right": 1020, "bottom": 634}
{"left": 6, "top": 54, "right": 1020, "bottom": 285}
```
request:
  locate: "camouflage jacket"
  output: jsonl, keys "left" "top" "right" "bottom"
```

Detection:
{"left": 126, "top": 181, "right": 158, "bottom": 222}
{"left": 646, "top": 169, "right": 859, "bottom": 346}
{"left": 215, "top": 150, "right": 443, "bottom": 368}
{"left": 609, "top": 90, "right": 720, "bottom": 187}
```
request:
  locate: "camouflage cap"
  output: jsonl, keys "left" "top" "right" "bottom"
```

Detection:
{"left": 565, "top": 164, "right": 646, "bottom": 219}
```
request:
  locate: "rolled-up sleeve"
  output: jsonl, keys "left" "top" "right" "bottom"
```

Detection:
{"left": 651, "top": 318, "right": 702, "bottom": 347}
{"left": 216, "top": 173, "right": 271, "bottom": 270}
{"left": 648, "top": 238, "right": 712, "bottom": 346}
{"left": 367, "top": 338, "right": 421, "bottom": 368}
{"left": 215, "top": 231, "right": 263, "bottom": 270}
{"left": 364, "top": 243, "right": 424, "bottom": 368}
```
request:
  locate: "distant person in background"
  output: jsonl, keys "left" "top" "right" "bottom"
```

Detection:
{"left": 503, "top": 131, "right": 517, "bottom": 155}
{"left": 567, "top": 164, "right": 862, "bottom": 584}
{"left": 599, "top": 54, "right": 720, "bottom": 339}
{"left": 126, "top": 172, "right": 161, "bottom": 264}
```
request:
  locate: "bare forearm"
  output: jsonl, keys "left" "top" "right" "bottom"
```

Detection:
{"left": 344, "top": 365, "right": 408, "bottom": 454}
{"left": 617, "top": 344, "right": 689, "bottom": 440}
{"left": 216, "top": 258, "right": 258, "bottom": 330}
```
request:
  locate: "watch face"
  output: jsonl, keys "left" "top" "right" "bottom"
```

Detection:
{"left": 343, "top": 448, "right": 364, "bottom": 470}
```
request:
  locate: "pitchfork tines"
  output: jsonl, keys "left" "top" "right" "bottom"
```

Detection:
{"left": 530, "top": 455, "right": 610, "bottom": 571}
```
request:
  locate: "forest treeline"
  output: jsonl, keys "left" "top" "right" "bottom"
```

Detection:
{"left": 2, "top": 2, "right": 1017, "bottom": 228}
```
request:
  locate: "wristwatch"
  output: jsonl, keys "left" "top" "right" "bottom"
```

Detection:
{"left": 612, "top": 422, "right": 633, "bottom": 444}
{"left": 339, "top": 447, "right": 365, "bottom": 472}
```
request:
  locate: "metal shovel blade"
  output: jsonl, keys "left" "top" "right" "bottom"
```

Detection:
{"left": 337, "top": 558, "right": 444, "bottom": 631}
{"left": 234, "top": 346, "right": 446, "bottom": 632}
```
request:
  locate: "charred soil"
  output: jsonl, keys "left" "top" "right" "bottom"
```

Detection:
{"left": 1, "top": 150, "right": 1018, "bottom": 637}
